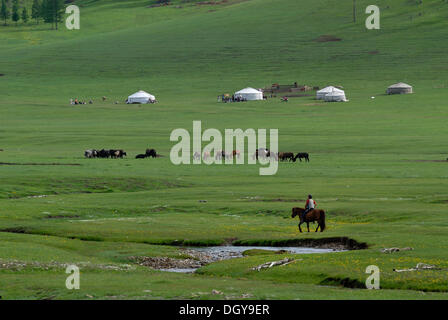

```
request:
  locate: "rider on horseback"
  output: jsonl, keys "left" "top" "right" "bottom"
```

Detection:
{"left": 303, "top": 194, "right": 316, "bottom": 220}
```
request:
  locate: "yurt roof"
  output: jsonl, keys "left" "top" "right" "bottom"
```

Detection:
{"left": 317, "top": 86, "right": 344, "bottom": 94}
{"left": 388, "top": 82, "right": 412, "bottom": 89}
{"left": 235, "top": 87, "right": 262, "bottom": 94}
{"left": 129, "top": 90, "right": 154, "bottom": 98}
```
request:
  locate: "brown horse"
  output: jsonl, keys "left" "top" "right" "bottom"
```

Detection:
{"left": 291, "top": 207, "right": 326, "bottom": 232}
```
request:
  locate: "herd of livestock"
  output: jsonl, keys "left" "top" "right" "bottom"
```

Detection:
{"left": 84, "top": 148, "right": 158, "bottom": 159}
{"left": 84, "top": 148, "right": 308, "bottom": 161}
{"left": 196, "top": 149, "right": 310, "bottom": 162}
{"left": 84, "top": 148, "right": 310, "bottom": 162}
{"left": 84, "top": 147, "right": 309, "bottom": 162}
{"left": 84, "top": 149, "right": 127, "bottom": 158}
{"left": 195, "top": 149, "right": 310, "bottom": 162}
{"left": 253, "top": 148, "right": 310, "bottom": 162}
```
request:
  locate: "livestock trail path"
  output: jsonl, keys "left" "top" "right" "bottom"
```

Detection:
{"left": 1, "top": 0, "right": 448, "bottom": 299}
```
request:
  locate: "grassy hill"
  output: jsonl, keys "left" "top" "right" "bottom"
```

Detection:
{"left": 1, "top": 0, "right": 448, "bottom": 299}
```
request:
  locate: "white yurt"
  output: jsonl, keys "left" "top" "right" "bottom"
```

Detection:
{"left": 126, "top": 90, "right": 156, "bottom": 104}
{"left": 316, "top": 86, "right": 337, "bottom": 100}
{"left": 323, "top": 87, "right": 347, "bottom": 102}
{"left": 386, "top": 82, "right": 413, "bottom": 95}
{"left": 234, "top": 87, "right": 263, "bottom": 101}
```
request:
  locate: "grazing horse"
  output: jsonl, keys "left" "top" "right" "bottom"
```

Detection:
{"left": 294, "top": 152, "right": 310, "bottom": 162}
{"left": 291, "top": 207, "right": 326, "bottom": 232}
{"left": 253, "top": 148, "right": 269, "bottom": 160}
{"left": 216, "top": 150, "right": 232, "bottom": 160}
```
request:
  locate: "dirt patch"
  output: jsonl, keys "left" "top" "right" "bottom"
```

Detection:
{"left": 130, "top": 256, "right": 206, "bottom": 270}
{"left": 43, "top": 214, "right": 80, "bottom": 219}
{"left": 0, "top": 162, "right": 81, "bottom": 166}
{"left": 368, "top": 50, "right": 380, "bottom": 55}
{"left": 314, "top": 35, "right": 342, "bottom": 43}
{"left": 148, "top": 2, "right": 171, "bottom": 8}
{"left": 149, "top": 206, "right": 168, "bottom": 213}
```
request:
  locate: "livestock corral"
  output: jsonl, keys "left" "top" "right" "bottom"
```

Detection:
{"left": 1, "top": 0, "right": 448, "bottom": 301}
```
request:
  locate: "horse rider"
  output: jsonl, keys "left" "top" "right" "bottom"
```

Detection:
{"left": 303, "top": 194, "right": 316, "bottom": 220}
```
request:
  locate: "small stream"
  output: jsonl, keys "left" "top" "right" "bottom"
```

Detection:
{"left": 160, "top": 246, "right": 341, "bottom": 273}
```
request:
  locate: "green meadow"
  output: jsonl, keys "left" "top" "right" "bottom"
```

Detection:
{"left": 1, "top": 0, "right": 448, "bottom": 299}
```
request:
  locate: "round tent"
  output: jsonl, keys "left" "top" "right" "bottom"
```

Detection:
{"left": 387, "top": 82, "right": 413, "bottom": 95}
{"left": 126, "top": 90, "right": 156, "bottom": 104}
{"left": 234, "top": 87, "right": 263, "bottom": 101}
{"left": 323, "top": 87, "right": 347, "bottom": 102}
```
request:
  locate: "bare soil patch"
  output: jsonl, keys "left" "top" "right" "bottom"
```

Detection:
{"left": 130, "top": 255, "right": 205, "bottom": 270}
{"left": 314, "top": 35, "right": 342, "bottom": 43}
{"left": 44, "top": 214, "right": 80, "bottom": 219}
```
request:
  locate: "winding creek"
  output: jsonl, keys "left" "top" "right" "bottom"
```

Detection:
{"left": 159, "top": 246, "right": 344, "bottom": 273}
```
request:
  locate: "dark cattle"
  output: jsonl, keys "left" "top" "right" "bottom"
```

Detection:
{"left": 145, "top": 149, "right": 157, "bottom": 158}
{"left": 109, "top": 149, "right": 118, "bottom": 158}
{"left": 136, "top": 154, "right": 147, "bottom": 159}
{"left": 98, "top": 149, "right": 110, "bottom": 158}
{"left": 278, "top": 152, "right": 294, "bottom": 161}
{"left": 294, "top": 153, "right": 310, "bottom": 162}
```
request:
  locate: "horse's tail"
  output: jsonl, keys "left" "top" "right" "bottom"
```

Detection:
{"left": 320, "top": 211, "right": 326, "bottom": 231}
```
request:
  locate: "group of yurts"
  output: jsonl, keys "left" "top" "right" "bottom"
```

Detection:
{"left": 83, "top": 82, "right": 412, "bottom": 159}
